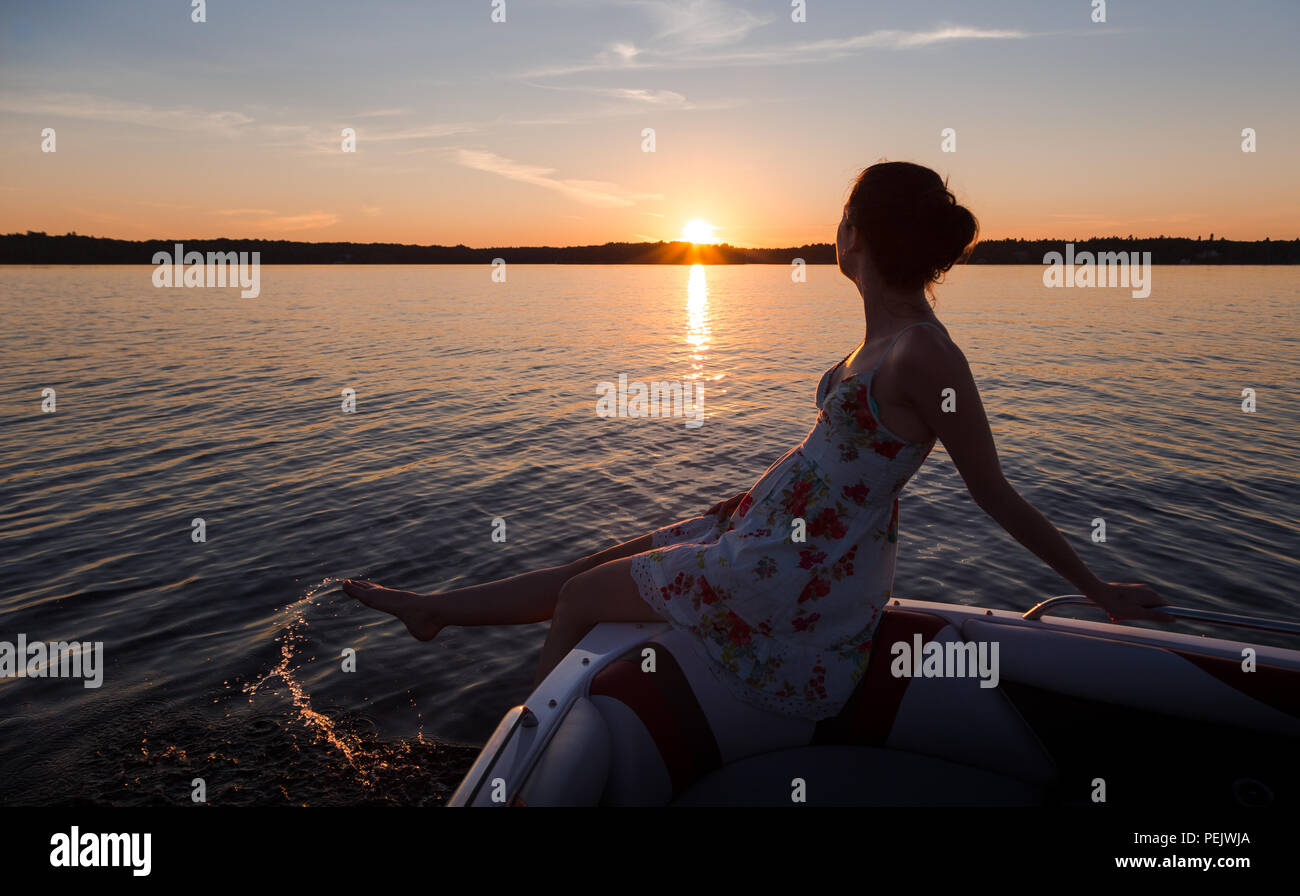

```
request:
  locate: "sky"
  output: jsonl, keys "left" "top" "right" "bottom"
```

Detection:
{"left": 1, "top": 0, "right": 1298, "bottom": 247}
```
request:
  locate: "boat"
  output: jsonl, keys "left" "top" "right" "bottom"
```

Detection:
{"left": 448, "top": 596, "right": 1300, "bottom": 807}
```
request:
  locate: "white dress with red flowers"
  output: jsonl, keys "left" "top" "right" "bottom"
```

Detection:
{"left": 628, "top": 321, "right": 940, "bottom": 720}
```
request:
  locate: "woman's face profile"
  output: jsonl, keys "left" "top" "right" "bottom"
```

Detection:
{"left": 836, "top": 205, "right": 857, "bottom": 280}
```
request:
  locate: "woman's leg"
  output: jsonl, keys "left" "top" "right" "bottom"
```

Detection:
{"left": 340, "top": 530, "right": 657, "bottom": 640}
{"left": 533, "top": 555, "right": 662, "bottom": 687}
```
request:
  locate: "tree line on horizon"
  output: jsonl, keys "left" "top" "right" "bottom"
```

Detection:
{"left": 2, "top": 231, "right": 1298, "bottom": 265}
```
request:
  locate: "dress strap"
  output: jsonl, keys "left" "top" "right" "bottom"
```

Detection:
{"left": 869, "top": 321, "right": 944, "bottom": 374}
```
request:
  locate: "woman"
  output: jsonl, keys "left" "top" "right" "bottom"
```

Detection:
{"left": 342, "top": 161, "right": 1171, "bottom": 721}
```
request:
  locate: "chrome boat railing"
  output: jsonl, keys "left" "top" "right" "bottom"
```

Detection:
{"left": 1022, "top": 595, "right": 1300, "bottom": 636}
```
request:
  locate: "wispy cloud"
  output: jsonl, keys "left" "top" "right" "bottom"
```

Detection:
{"left": 526, "top": 82, "right": 691, "bottom": 108}
{"left": 0, "top": 91, "right": 253, "bottom": 137}
{"left": 863, "top": 26, "right": 1030, "bottom": 48}
{"left": 0, "top": 91, "right": 480, "bottom": 155}
{"left": 214, "top": 208, "right": 339, "bottom": 231}
{"left": 525, "top": 23, "right": 1031, "bottom": 77}
{"left": 630, "top": 0, "right": 773, "bottom": 47}
{"left": 361, "top": 122, "right": 480, "bottom": 142}
{"left": 603, "top": 42, "right": 642, "bottom": 63}
{"left": 262, "top": 212, "right": 339, "bottom": 230}
{"left": 285, "top": 120, "right": 482, "bottom": 156}
{"left": 455, "top": 149, "right": 661, "bottom": 208}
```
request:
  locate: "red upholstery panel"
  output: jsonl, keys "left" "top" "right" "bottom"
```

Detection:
{"left": 1173, "top": 649, "right": 1300, "bottom": 719}
{"left": 589, "top": 644, "right": 722, "bottom": 797}
{"left": 813, "top": 609, "right": 950, "bottom": 746}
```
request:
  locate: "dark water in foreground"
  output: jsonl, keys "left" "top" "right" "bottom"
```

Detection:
{"left": 0, "top": 264, "right": 1296, "bottom": 805}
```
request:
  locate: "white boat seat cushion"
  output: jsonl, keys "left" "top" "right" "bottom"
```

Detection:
{"left": 582, "top": 608, "right": 1057, "bottom": 806}
{"left": 671, "top": 745, "right": 1045, "bottom": 807}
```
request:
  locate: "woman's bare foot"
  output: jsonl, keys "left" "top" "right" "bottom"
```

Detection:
{"left": 341, "top": 579, "right": 444, "bottom": 642}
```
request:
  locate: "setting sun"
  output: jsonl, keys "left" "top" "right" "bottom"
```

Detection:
{"left": 681, "top": 219, "right": 718, "bottom": 244}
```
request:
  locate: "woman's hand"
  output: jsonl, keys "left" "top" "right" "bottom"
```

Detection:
{"left": 705, "top": 491, "right": 749, "bottom": 519}
{"left": 1085, "top": 581, "right": 1175, "bottom": 624}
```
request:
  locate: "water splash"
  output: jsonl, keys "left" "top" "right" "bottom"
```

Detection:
{"left": 244, "top": 575, "right": 405, "bottom": 786}
{"left": 1, "top": 575, "right": 477, "bottom": 807}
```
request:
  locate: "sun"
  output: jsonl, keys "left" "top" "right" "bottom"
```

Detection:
{"left": 681, "top": 218, "right": 718, "bottom": 244}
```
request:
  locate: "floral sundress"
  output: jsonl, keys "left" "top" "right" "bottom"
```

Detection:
{"left": 628, "top": 321, "right": 941, "bottom": 720}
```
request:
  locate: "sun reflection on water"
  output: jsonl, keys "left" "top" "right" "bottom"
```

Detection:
{"left": 686, "top": 264, "right": 711, "bottom": 380}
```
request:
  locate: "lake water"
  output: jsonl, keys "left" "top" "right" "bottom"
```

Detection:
{"left": 0, "top": 263, "right": 1296, "bottom": 805}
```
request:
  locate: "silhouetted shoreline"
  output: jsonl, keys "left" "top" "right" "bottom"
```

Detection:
{"left": 3, "top": 231, "right": 1298, "bottom": 265}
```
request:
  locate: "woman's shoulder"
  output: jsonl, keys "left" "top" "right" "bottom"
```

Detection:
{"left": 911, "top": 316, "right": 953, "bottom": 339}
{"left": 889, "top": 318, "right": 969, "bottom": 385}
{"left": 899, "top": 318, "right": 959, "bottom": 355}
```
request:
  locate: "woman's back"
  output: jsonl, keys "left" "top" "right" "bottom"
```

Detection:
{"left": 627, "top": 321, "right": 943, "bottom": 719}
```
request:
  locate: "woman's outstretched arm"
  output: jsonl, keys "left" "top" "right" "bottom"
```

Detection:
{"left": 901, "top": 326, "right": 1172, "bottom": 623}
